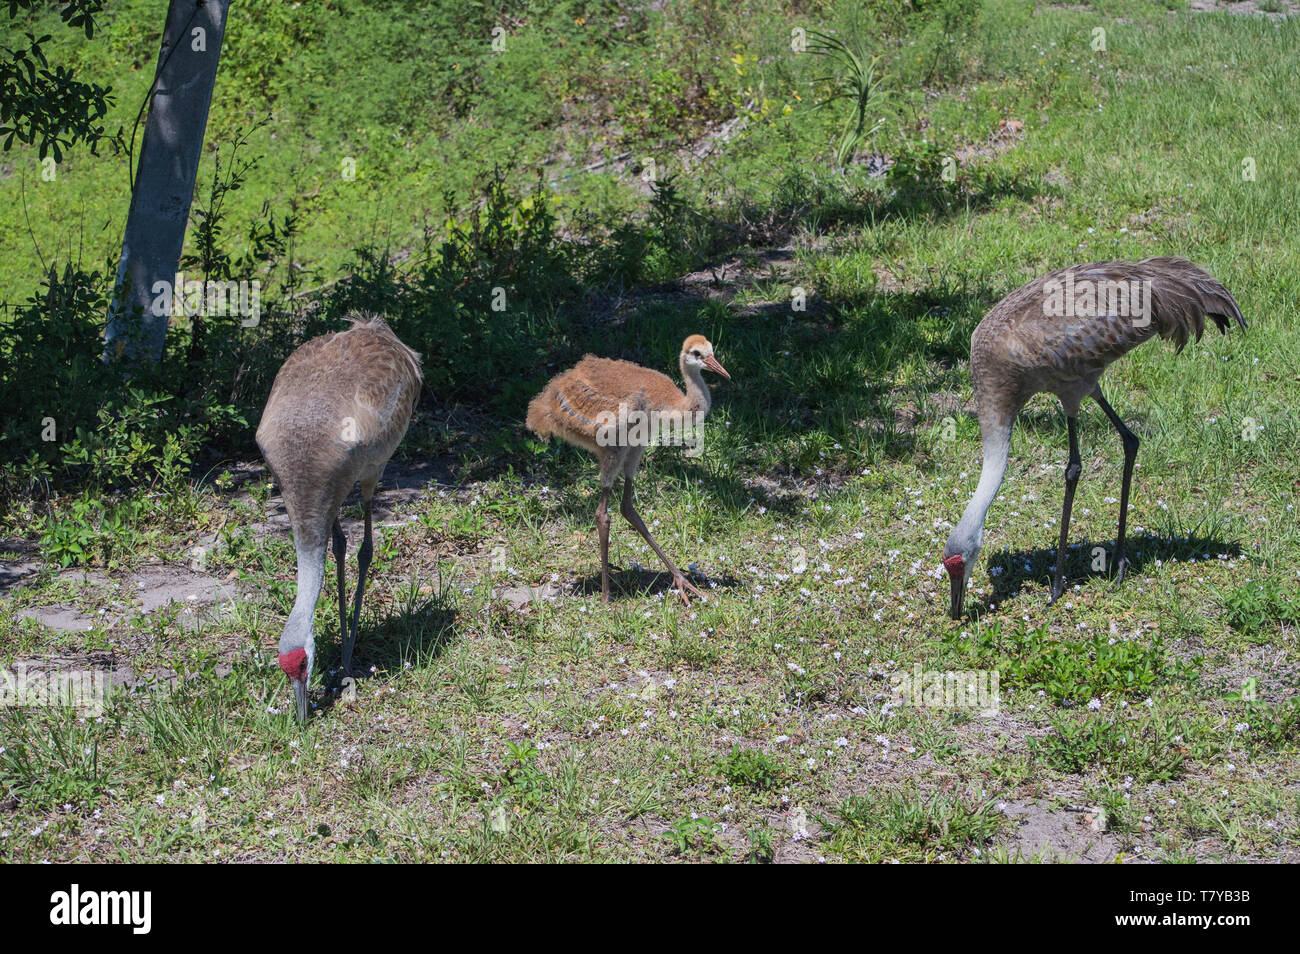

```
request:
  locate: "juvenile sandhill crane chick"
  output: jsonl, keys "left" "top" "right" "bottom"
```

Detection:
{"left": 944, "top": 257, "right": 1244, "bottom": 619}
{"left": 527, "top": 335, "right": 730, "bottom": 605}
{"left": 256, "top": 314, "right": 422, "bottom": 721}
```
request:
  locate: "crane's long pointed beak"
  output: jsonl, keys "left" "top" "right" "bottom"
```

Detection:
{"left": 942, "top": 554, "right": 967, "bottom": 620}
{"left": 291, "top": 678, "right": 309, "bottom": 723}
{"left": 704, "top": 354, "right": 730, "bottom": 380}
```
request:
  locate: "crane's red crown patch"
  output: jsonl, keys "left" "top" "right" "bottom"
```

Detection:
{"left": 278, "top": 648, "right": 308, "bottom": 680}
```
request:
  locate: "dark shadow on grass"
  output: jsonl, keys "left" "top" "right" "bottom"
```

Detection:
{"left": 310, "top": 593, "right": 458, "bottom": 717}
{"left": 536, "top": 455, "right": 811, "bottom": 526}
{"left": 967, "top": 532, "right": 1244, "bottom": 615}
{"left": 570, "top": 566, "right": 745, "bottom": 602}
{"left": 718, "top": 163, "right": 1043, "bottom": 249}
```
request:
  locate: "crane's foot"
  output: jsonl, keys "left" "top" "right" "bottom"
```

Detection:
{"left": 1047, "top": 580, "right": 1066, "bottom": 606}
{"left": 672, "top": 575, "right": 705, "bottom": 605}
{"left": 1112, "top": 555, "right": 1129, "bottom": 587}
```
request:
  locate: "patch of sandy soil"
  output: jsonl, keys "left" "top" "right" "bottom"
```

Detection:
{"left": 772, "top": 807, "right": 826, "bottom": 863}
{"left": 996, "top": 798, "right": 1135, "bottom": 862}
{"left": 11, "top": 564, "right": 237, "bottom": 634}
{"left": 1187, "top": 0, "right": 1298, "bottom": 19}
{"left": 0, "top": 540, "right": 41, "bottom": 595}
{"left": 4, "top": 456, "right": 470, "bottom": 648}
{"left": 1044, "top": 0, "right": 1296, "bottom": 15}
{"left": 8, "top": 652, "right": 232, "bottom": 693}
{"left": 16, "top": 604, "right": 98, "bottom": 633}
{"left": 493, "top": 581, "right": 563, "bottom": 610}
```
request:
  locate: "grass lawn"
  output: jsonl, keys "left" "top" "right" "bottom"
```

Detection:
{"left": 1, "top": 0, "right": 1298, "bottom": 862}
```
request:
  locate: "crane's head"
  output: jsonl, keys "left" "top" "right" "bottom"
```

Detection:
{"left": 681, "top": 335, "right": 730, "bottom": 380}
{"left": 277, "top": 620, "right": 314, "bottom": 723}
{"left": 942, "top": 526, "right": 981, "bottom": 620}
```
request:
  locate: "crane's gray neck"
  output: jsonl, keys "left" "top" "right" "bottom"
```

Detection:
{"left": 680, "top": 359, "right": 712, "bottom": 419}
{"left": 281, "top": 541, "right": 326, "bottom": 659}
{"left": 948, "top": 422, "right": 1010, "bottom": 555}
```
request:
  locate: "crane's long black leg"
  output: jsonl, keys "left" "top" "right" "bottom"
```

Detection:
{"left": 596, "top": 486, "right": 611, "bottom": 604}
{"left": 1049, "top": 416, "right": 1082, "bottom": 605}
{"left": 344, "top": 498, "right": 373, "bottom": 675}
{"left": 332, "top": 518, "right": 348, "bottom": 648}
{"left": 1092, "top": 388, "right": 1139, "bottom": 585}
{"left": 620, "top": 475, "right": 703, "bottom": 605}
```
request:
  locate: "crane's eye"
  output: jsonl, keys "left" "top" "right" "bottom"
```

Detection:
{"left": 690, "top": 350, "right": 701, "bottom": 357}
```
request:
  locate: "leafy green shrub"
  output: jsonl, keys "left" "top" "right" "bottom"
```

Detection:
{"left": 0, "top": 135, "right": 283, "bottom": 509}
{"left": 807, "top": 29, "right": 890, "bottom": 168}
{"left": 0, "top": 709, "right": 117, "bottom": 809}
{"left": 0, "top": 261, "right": 116, "bottom": 469}
{"left": 1031, "top": 712, "right": 1191, "bottom": 782}
{"left": 714, "top": 745, "right": 788, "bottom": 791}
{"left": 39, "top": 493, "right": 148, "bottom": 568}
{"left": 746, "top": 827, "right": 775, "bottom": 863}
{"left": 0, "top": 0, "right": 119, "bottom": 160}
{"left": 947, "top": 621, "right": 1199, "bottom": 706}
{"left": 885, "top": 138, "right": 963, "bottom": 213}
{"left": 502, "top": 740, "right": 549, "bottom": 808}
{"left": 0, "top": 285, "right": 246, "bottom": 498}
{"left": 1222, "top": 579, "right": 1300, "bottom": 636}
{"left": 833, "top": 789, "right": 1004, "bottom": 862}
{"left": 1232, "top": 697, "right": 1300, "bottom": 753}
{"left": 664, "top": 816, "right": 719, "bottom": 856}
{"left": 55, "top": 388, "right": 232, "bottom": 491}
{"left": 313, "top": 168, "right": 583, "bottom": 411}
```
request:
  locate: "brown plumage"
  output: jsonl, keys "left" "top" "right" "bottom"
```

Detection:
{"left": 256, "top": 314, "right": 422, "bottom": 720}
{"left": 527, "top": 334, "right": 730, "bottom": 604}
{"left": 943, "top": 258, "right": 1244, "bottom": 618}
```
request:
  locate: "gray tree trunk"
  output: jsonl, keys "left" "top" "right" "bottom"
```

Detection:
{"left": 104, "top": 0, "right": 231, "bottom": 364}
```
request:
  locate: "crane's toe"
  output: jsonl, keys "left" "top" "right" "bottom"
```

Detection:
{"left": 673, "top": 575, "right": 705, "bottom": 605}
{"left": 1113, "top": 556, "right": 1130, "bottom": 586}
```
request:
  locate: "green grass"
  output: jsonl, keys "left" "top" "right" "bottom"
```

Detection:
{"left": 714, "top": 745, "right": 789, "bottom": 792}
{"left": 1, "top": 1, "right": 1299, "bottom": 862}
{"left": 831, "top": 789, "right": 1006, "bottom": 863}
{"left": 945, "top": 620, "right": 1200, "bottom": 706}
{"left": 0, "top": 0, "right": 832, "bottom": 305}
{"left": 1029, "top": 711, "right": 1199, "bottom": 782}
{"left": 1222, "top": 578, "right": 1300, "bottom": 636}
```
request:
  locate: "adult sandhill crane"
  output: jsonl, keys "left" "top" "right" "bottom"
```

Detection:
{"left": 256, "top": 314, "right": 422, "bottom": 721}
{"left": 527, "top": 335, "right": 730, "bottom": 605}
{"left": 943, "top": 257, "right": 1243, "bottom": 619}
